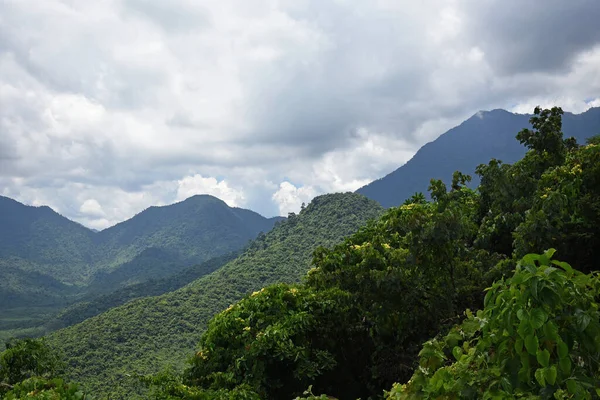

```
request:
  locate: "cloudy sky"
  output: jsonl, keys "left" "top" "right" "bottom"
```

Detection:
{"left": 1, "top": 0, "right": 599, "bottom": 229}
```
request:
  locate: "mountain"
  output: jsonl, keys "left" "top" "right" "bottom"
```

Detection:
{"left": 357, "top": 107, "right": 600, "bottom": 208}
{"left": 0, "top": 194, "right": 281, "bottom": 340}
{"left": 46, "top": 192, "right": 384, "bottom": 399}
{"left": 92, "top": 195, "right": 280, "bottom": 272}
{"left": 44, "top": 252, "right": 240, "bottom": 333}
{"left": 0, "top": 196, "right": 96, "bottom": 285}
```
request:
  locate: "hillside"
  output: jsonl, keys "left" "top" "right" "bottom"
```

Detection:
{"left": 44, "top": 252, "right": 240, "bottom": 333}
{"left": 46, "top": 192, "right": 384, "bottom": 398}
{"left": 0, "top": 195, "right": 280, "bottom": 339}
{"left": 357, "top": 107, "right": 600, "bottom": 207}
{"left": 0, "top": 196, "right": 96, "bottom": 286}
{"left": 138, "top": 107, "right": 600, "bottom": 399}
{"left": 92, "top": 195, "right": 279, "bottom": 271}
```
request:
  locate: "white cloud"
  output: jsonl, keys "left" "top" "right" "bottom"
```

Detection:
{"left": 176, "top": 174, "right": 245, "bottom": 207}
{"left": 1, "top": 0, "right": 600, "bottom": 227}
{"left": 272, "top": 182, "right": 317, "bottom": 215}
{"left": 79, "top": 199, "right": 105, "bottom": 217}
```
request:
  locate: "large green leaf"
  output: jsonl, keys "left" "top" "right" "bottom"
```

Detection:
{"left": 530, "top": 308, "right": 548, "bottom": 329}
{"left": 525, "top": 334, "right": 539, "bottom": 356}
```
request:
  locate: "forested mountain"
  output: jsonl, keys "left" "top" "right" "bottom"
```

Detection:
{"left": 0, "top": 195, "right": 281, "bottom": 341}
{"left": 93, "top": 195, "right": 280, "bottom": 272}
{"left": 358, "top": 107, "right": 600, "bottom": 207}
{"left": 134, "top": 107, "right": 599, "bottom": 399}
{"left": 46, "top": 193, "right": 383, "bottom": 398}
{"left": 45, "top": 252, "right": 240, "bottom": 333}
{"left": 4, "top": 107, "right": 600, "bottom": 399}
{"left": 0, "top": 196, "right": 96, "bottom": 286}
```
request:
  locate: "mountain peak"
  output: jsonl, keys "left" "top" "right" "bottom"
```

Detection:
{"left": 358, "top": 107, "right": 600, "bottom": 208}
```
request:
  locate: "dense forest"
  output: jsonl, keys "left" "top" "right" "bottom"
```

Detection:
{"left": 1, "top": 107, "right": 600, "bottom": 399}
{"left": 0, "top": 195, "right": 280, "bottom": 342}
{"left": 45, "top": 193, "right": 383, "bottom": 398}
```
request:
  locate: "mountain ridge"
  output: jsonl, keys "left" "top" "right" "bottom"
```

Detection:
{"left": 357, "top": 107, "right": 600, "bottom": 207}
{"left": 0, "top": 193, "right": 282, "bottom": 340}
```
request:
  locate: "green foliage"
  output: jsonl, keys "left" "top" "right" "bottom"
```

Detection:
{"left": 3, "top": 377, "right": 89, "bottom": 400}
{"left": 47, "top": 193, "right": 383, "bottom": 399}
{"left": 0, "top": 338, "right": 63, "bottom": 390}
{"left": 45, "top": 252, "right": 239, "bottom": 333}
{"left": 0, "top": 338, "right": 88, "bottom": 399}
{"left": 387, "top": 250, "right": 600, "bottom": 399}
{"left": 141, "top": 368, "right": 261, "bottom": 400}
{"left": 514, "top": 142, "right": 600, "bottom": 273}
{"left": 183, "top": 284, "right": 360, "bottom": 399}
{"left": 1, "top": 195, "right": 278, "bottom": 339}
{"left": 305, "top": 177, "right": 499, "bottom": 395}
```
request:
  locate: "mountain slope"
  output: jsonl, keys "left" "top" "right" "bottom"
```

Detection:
{"left": 93, "top": 195, "right": 279, "bottom": 271}
{"left": 357, "top": 107, "right": 600, "bottom": 207}
{"left": 0, "top": 196, "right": 96, "bottom": 285}
{"left": 0, "top": 194, "right": 281, "bottom": 339}
{"left": 46, "top": 193, "right": 384, "bottom": 399}
{"left": 44, "top": 252, "right": 240, "bottom": 333}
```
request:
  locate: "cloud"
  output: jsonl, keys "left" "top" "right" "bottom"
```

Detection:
{"left": 1, "top": 0, "right": 600, "bottom": 227}
{"left": 272, "top": 182, "right": 317, "bottom": 216}
{"left": 79, "top": 199, "right": 105, "bottom": 218}
{"left": 176, "top": 174, "right": 245, "bottom": 207}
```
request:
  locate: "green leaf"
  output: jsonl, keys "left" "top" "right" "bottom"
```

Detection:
{"left": 575, "top": 312, "right": 591, "bottom": 332}
{"left": 514, "top": 338, "right": 524, "bottom": 353}
{"left": 542, "top": 321, "right": 559, "bottom": 341}
{"left": 557, "top": 340, "right": 568, "bottom": 359}
{"left": 559, "top": 357, "right": 571, "bottom": 375}
{"left": 452, "top": 346, "right": 462, "bottom": 360}
{"left": 566, "top": 379, "right": 579, "bottom": 395}
{"left": 536, "top": 349, "right": 550, "bottom": 367}
{"left": 530, "top": 278, "right": 539, "bottom": 299}
{"left": 518, "top": 319, "right": 533, "bottom": 338}
{"left": 545, "top": 365, "right": 557, "bottom": 385}
{"left": 535, "top": 368, "right": 546, "bottom": 387}
{"left": 500, "top": 377, "right": 512, "bottom": 393}
{"left": 530, "top": 308, "right": 548, "bottom": 329}
{"left": 542, "top": 248, "right": 556, "bottom": 262}
{"left": 525, "top": 334, "right": 539, "bottom": 355}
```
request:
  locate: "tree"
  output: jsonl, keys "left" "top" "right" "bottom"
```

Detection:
{"left": 387, "top": 250, "right": 600, "bottom": 399}
{"left": 0, "top": 338, "right": 62, "bottom": 389}
{"left": 183, "top": 284, "right": 369, "bottom": 400}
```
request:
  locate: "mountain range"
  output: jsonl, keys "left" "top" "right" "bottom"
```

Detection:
{"left": 0, "top": 195, "right": 281, "bottom": 340}
{"left": 1, "top": 106, "right": 599, "bottom": 398}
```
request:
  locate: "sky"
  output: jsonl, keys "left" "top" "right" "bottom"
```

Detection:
{"left": 1, "top": 0, "right": 600, "bottom": 230}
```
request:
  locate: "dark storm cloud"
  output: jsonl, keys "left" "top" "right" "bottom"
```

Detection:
{"left": 463, "top": 0, "right": 600, "bottom": 75}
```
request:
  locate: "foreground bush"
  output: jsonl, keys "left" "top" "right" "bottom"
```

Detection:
{"left": 387, "top": 250, "right": 600, "bottom": 399}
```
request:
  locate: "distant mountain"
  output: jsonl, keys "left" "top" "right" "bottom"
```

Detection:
{"left": 0, "top": 194, "right": 281, "bottom": 339}
{"left": 357, "top": 107, "right": 600, "bottom": 208}
{"left": 93, "top": 195, "right": 279, "bottom": 272}
{"left": 0, "top": 196, "right": 96, "bottom": 285}
{"left": 47, "top": 192, "right": 384, "bottom": 399}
